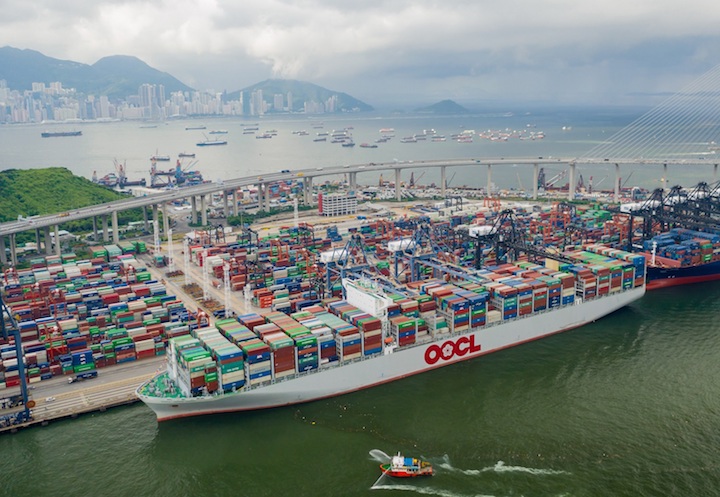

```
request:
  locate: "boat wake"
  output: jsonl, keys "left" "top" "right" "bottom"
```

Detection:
{"left": 438, "top": 457, "right": 568, "bottom": 476}
{"left": 369, "top": 449, "right": 392, "bottom": 463}
{"left": 370, "top": 481, "right": 494, "bottom": 497}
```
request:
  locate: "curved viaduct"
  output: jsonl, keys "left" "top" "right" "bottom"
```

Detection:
{"left": 0, "top": 156, "right": 716, "bottom": 266}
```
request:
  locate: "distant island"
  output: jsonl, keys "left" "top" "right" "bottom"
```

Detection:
{"left": 229, "top": 79, "right": 373, "bottom": 113}
{"left": 415, "top": 99, "right": 471, "bottom": 114}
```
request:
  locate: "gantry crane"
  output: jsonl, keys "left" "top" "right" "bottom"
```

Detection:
{"left": 0, "top": 295, "right": 32, "bottom": 428}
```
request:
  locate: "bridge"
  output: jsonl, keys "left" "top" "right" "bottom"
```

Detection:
{"left": 5, "top": 63, "right": 720, "bottom": 267}
{"left": 1, "top": 155, "right": 718, "bottom": 266}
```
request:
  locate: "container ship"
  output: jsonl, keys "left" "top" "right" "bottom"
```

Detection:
{"left": 41, "top": 130, "right": 82, "bottom": 138}
{"left": 136, "top": 246, "right": 646, "bottom": 421}
{"left": 632, "top": 228, "right": 720, "bottom": 290}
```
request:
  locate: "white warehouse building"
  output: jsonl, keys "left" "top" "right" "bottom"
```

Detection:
{"left": 318, "top": 192, "right": 357, "bottom": 217}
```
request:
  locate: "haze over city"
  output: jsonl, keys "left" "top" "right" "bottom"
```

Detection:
{"left": 1, "top": 0, "right": 720, "bottom": 107}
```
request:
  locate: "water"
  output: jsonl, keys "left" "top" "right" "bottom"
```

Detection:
{"left": 2, "top": 106, "right": 718, "bottom": 192}
{"left": 2, "top": 108, "right": 720, "bottom": 497}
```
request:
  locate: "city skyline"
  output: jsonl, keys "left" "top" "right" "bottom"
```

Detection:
{"left": 0, "top": 79, "right": 351, "bottom": 123}
{"left": 1, "top": 1, "right": 719, "bottom": 107}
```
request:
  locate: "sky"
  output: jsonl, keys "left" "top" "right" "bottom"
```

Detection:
{"left": 2, "top": 0, "right": 720, "bottom": 108}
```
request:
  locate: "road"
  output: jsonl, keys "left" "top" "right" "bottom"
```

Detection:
{"left": 1, "top": 357, "right": 164, "bottom": 433}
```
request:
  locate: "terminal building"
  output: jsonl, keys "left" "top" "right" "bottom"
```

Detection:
{"left": 318, "top": 192, "right": 358, "bottom": 217}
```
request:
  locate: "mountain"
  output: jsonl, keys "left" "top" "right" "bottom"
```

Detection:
{"left": 0, "top": 46, "right": 192, "bottom": 99}
{"left": 227, "top": 79, "right": 373, "bottom": 113}
{"left": 415, "top": 99, "right": 471, "bottom": 114}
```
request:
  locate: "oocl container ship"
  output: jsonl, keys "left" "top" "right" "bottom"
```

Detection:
{"left": 136, "top": 249, "right": 646, "bottom": 421}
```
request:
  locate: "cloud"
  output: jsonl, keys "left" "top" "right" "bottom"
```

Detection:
{"left": 1, "top": 0, "right": 720, "bottom": 105}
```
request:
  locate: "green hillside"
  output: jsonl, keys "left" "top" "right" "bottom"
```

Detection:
{"left": 0, "top": 167, "right": 126, "bottom": 222}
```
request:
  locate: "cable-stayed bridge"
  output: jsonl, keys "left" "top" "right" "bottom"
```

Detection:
{"left": 3, "top": 64, "right": 720, "bottom": 265}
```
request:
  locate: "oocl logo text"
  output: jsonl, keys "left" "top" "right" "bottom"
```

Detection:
{"left": 424, "top": 335, "right": 481, "bottom": 365}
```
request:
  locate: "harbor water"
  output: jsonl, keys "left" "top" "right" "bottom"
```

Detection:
{"left": 2, "top": 107, "right": 720, "bottom": 496}
{"left": 2, "top": 105, "right": 719, "bottom": 192}
{"left": 2, "top": 284, "right": 720, "bottom": 497}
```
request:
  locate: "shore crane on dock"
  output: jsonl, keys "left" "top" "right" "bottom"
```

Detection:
{"left": 0, "top": 295, "right": 32, "bottom": 428}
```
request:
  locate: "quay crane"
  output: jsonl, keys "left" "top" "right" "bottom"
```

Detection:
{"left": 0, "top": 294, "right": 32, "bottom": 428}
{"left": 469, "top": 209, "right": 579, "bottom": 268}
{"left": 613, "top": 182, "right": 720, "bottom": 252}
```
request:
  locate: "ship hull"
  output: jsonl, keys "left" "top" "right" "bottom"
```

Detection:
{"left": 137, "top": 286, "right": 644, "bottom": 421}
{"left": 646, "top": 260, "right": 720, "bottom": 290}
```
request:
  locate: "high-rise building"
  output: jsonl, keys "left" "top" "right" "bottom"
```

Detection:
{"left": 273, "top": 93, "right": 284, "bottom": 112}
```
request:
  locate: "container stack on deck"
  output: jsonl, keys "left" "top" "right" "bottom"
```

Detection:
{"left": 637, "top": 228, "right": 720, "bottom": 267}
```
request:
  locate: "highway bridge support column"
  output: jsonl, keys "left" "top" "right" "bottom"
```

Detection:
{"left": 265, "top": 186, "right": 271, "bottom": 212}
{"left": 9, "top": 233, "right": 18, "bottom": 266}
{"left": 258, "top": 184, "right": 265, "bottom": 211}
{"left": 441, "top": 166, "right": 447, "bottom": 197}
{"left": 533, "top": 163, "right": 539, "bottom": 200}
{"left": 44, "top": 226, "right": 52, "bottom": 255}
{"left": 201, "top": 195, "right": 208, "bottom": 226}
{"left": 349, "top": 172, "right": 357, "bottom": 192}
{"left": 714, "top": 163, "right": 718, "bottom": 184}
{"left": 152, "top": 205, "right": 160, "bottom": 236}
{"left": 303, "top": 178, "right": 313, "bottom": 206}
{"left": 222, "top": 191, "right": 229, "bottom": 219}
{"left": 91, "top": 217, "right": 98, "bottom": 244}
{"left": 568, "top": 162, "right": 576, "bottom": 201}
{"left": 487, "top": 165, "right": 492, "bottom": 196}
{"left": 614, "top": 163, "right": 620, "bottom": 203}
{"left": 395, "top": 168, "right": 402, "bottom": 201}
{"left": 662, "top": 163, "right": 668, "bottom": 191}
{"left": 142, "top": 206, "right": 149, "bottom": 232}
{"left": 53, "top": 226, "right": 60, "bottom": 257}
{"left": 102, "top": 215, "right": 109, "bottom": 243}
{"left": 162, "top": 203, "right": 170, "bottom": 239}
{"left": 111, "top": 210, "right": 120, "bottom": 244}
{"left": 190, "top": 196, "right": 198, "bottom": 225}
{"left": 0, "top": 236, "right": 6, "bottom": 265}
{"left": 232, "top": 190, "right": 239, "bottom": 217}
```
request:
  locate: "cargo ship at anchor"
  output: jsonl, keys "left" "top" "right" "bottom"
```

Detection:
{"left": 41, "top": 130, "right": 82, "bottom": 138}
{"left": 635, "top": 228, "right": 720, "bottom": 290}
{"left": 136, "top": 247, "right": 646, "bottom": 422}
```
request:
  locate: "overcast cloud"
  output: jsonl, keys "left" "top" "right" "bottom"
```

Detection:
{"left": 2, "top": 0, "right": 720, "bottom": 107}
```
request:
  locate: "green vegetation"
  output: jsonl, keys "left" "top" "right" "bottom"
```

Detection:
{"left": 0, "top": 167, "right": 151, "bottom": 245}
{"left": 0, "top": 167, "right": 127, "bottom": 222}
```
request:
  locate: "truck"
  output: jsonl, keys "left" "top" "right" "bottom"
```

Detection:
{"left": 68, "top": 370, "right": 98, "bottom": 384}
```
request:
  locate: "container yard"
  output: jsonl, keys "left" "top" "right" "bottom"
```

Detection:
{"left": 10, "top": 191, "right": 716, "bottom": 427}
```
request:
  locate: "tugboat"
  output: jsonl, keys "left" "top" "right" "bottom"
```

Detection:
{"left": 380, "top": 453, "right": 434, "bottom": 478}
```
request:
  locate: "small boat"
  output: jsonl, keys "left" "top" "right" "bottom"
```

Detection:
{"left": 208, "top": 130, "right": 228, "bottom": 134}
{"left": 341, "top": 141, "right": 356, "bottom": 147}
{"left": 380, "top": 453, "right": 433, "bottom": 478}
{"left": 359, "top": 143, "right": 378, "bottom": 148}
{"left": 150, "top": 154, "right": 171, "bottom": 161}
{"left": 186, "top": 125, "right": 207, "bottom": 130}
{"left": 178, "top": 152, "right": 196, "bottom": 158}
